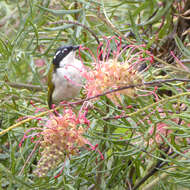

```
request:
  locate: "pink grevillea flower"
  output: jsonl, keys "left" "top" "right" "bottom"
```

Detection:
{"left": 147, "top": 108, "right": 174, "bottom": 144}
{"left": 20, "top": 108, "right": 103, "bottom": 177}
{"left": 149, "top": 122, "right": 172, "bottom": 144}
{"left": 79, "top": 36, "right": 153, "bottom": 104}
{"left": 86, "top": 59, "right": 142, "bottom": 104}
{"left": 148, "top": 105, "right": 190, "bottom": 144}
{"left": 148, "top": 118, "right": 189, "bottom": 144}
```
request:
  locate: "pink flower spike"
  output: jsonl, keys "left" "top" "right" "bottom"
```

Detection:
{"left": 171, "top": 51, "right": 189, "bottom": 70}
{"left": 138, "top": 88, "right": 159, "bottom": 102}
{"left": 32, "top": 107, "right": 98, "bottom": 177}
{"left": 97, "top": 42, "right": 104, "bottom": 62}
{"left": 83, "top": 38, "right": 147, "bottom": 104}
{"left": 79, "top": 46, "right": 97, "bottom": 64}
{"left": 50, "top": 104, "right": 59, "bottom": 115}
{"left": 85, "top": 140, "right": 104, "bottom": 160}
{"left": 54, "top": 158, "right": 67, "bottom": 179}
{"left": 102, "top": 36, "right": 120, "bottom": 62}
{"left": 19, "top": 128, "right": 43, "bottom": 147}
{"left": 30, "top": 100, "right": 46, "bottom": 113}
{"left": 126, "top": 105, "right": 133, "bottom": 109}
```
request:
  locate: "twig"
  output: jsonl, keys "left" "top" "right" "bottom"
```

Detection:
{"left": 96, "top": 99, "right": 109, "bottom": 189}
{"left": 96, "top": 5, "right": 134, "bottom": 45}
{"left": 3, "top": 78, "right": 189, "bottom": 93}
{"left": 88, "top": 184, "right": 95, "bottom": 190}
{"left": 128, "top": 150, "right": 179, "bottom": 190}
{"left": 103, "top": 110, "right": 177, "bottom": 121}
{"left": 47, "top": 20, "right": 100, "bottom": 45}
{"left": 144, "top": 78, "right": 190, "bottom": 85}
{"left": 142, "top": 151, "right": 190, "bottom": 190}
{"left": 1, "top": 79, "right": 190, "bottom": 136}
{"left": 128, "top": 160, "right": 164, "bottom": 190}
{"left": 19, "top": 140, "right": 40, "bottom": 176}
{"left": 128, "top": 119, "right": 187, "bottom": 190}
{"left": 70, "top": 78, "right": 190, "bottom": 104}
{"left": 10, "top": 94, "right": 45, "bottom": 104}
{"left": 142, "top": 167, "right": 176, "bottom": 190}
{"left": 181, "top": 59, "right": 190, "bottom": 63}
{"left": 0, "top": 8, "right": 17, "bottom": 26}
{"left": 4, "top": 82, "right": 46, "bottom": 91}
{"left": 94, "top": 2, "right": 190, "bottom": 74}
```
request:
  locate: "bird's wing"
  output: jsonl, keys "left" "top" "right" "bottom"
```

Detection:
{"left": 47, "top": 64, "right": 55, "bottom": 109}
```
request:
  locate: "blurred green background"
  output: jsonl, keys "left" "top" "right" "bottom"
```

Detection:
{"left": 0, "top": 0, "right": 190, "bottom": 189}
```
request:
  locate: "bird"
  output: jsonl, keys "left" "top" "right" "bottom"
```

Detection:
{"left": 48, "top": 45, "right": 84, "bottom": 109}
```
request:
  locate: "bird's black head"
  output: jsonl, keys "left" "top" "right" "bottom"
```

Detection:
{"left": 53, "top": 45, "right": 79, "bottom": 67}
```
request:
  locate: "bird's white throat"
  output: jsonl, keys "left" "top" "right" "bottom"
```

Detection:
{"left": 52, "top": 52, "right": 84, "bottom": 103}
{"left": 59, "top": 51, "right": 76, "bottom": 68}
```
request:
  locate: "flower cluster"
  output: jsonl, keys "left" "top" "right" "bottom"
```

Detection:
{"left": 148, "top": 106, "right": 190, "bottom": 144}
{"left": 20, "top": 37, "right": 155, "bottom": 177}
{"left": 80, "top": 37, "right": 153, "bottom": 104}
{"left": 33, "top": 109, "right": 94, "bottom": 177}
{"left": 85, "top": 58, "right": 142, "bottom": 103}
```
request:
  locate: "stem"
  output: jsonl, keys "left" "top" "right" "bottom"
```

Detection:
{"left": 96, "top": 4, "right": 134, "bottom": 45}
{"left": 47, "top": 20, "right": 100, "bottom": 45}
{"left": 1, "top": 84, "right": 190, "bottom": 136}
{"left": 128, "top": 144, "right": 181, "bottom": 190}
{"left": 4, "top": 82, "right": 45, "bottom": 91}
{"left": 69, "top": 78, "right": 190, "bottom": 104}
{"left": 4, "top": 78, "right": 190, "bottom": 93}
{"left": 142, "top": 151, "right": 190, "bottom": 190}
{"left": 19, "top": 140, "right": 40, "bottom": 176}
{"left": 96, "top": 100, "right": 109, "bottom": 189}
{"left": 94, "top": 1, "right": 190, "bottom": 74}
{"left": 142, "top": 167, "right": 176, "bottom": 190}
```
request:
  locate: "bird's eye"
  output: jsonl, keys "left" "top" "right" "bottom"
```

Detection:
{"left": 62, "top": 48, "right": 68, "bottom": 53}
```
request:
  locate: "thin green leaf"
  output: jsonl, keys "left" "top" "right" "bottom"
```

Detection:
{"left": 37, "top": 5, "right": 82, "bottom": 16}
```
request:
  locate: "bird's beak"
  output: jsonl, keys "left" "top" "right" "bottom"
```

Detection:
{"left": 73, "top": 45, "right": 80, "bottom": 51}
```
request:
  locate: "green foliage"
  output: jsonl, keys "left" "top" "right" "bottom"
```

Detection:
{"left": 0, "top": 0, "right": 190, "bottom": 190}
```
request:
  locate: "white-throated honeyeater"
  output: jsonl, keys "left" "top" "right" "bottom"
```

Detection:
{"left": 48, "top": 45, "right": 84, "bottom": 108}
